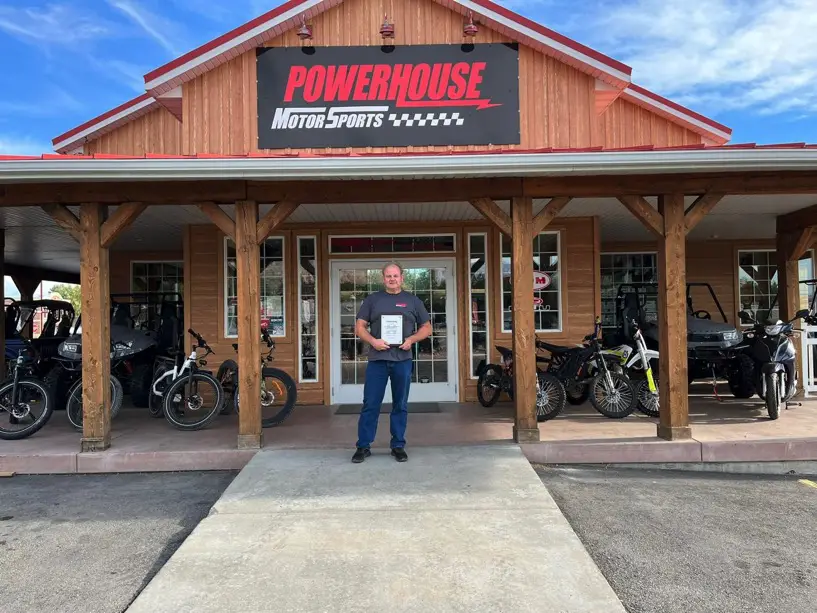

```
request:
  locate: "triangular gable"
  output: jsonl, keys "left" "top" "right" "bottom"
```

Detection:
{"left": 53, "top": 0, "right": 731, "bottom": 153}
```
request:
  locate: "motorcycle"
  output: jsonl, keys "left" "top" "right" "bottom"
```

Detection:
{"left": 737, "top": 308, "right": 811, "bottom": 420}
{"left": 603, "top": 319, "right": 661, "bottom": 418}
{"left": 538, "top": 318, "right": 638, "bottom": 419}
{"left": 475, "top": 345, "right": 567, "bottom": 422}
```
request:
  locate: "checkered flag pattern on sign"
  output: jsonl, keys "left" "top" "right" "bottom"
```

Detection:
{"left": 388, "top": 112, "right": 465, "bottom": 127}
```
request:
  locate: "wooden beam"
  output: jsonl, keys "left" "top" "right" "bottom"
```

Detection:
{"left": 11, "top": 275, "right": 41, "bottom": 301}
{"left": 777, "top": 202, "right": 817, "bottom": 234}
{"left": 533, "top": 196, "right": 572, "bottom": 235}
{"left": 656, "top": 193, "right": 691, "bottom": 441}
{"left": 469, "top": 198, "right": 512, "bottom": 236}
{"left": 79, "top": 203, "right": 111, "bottom": 452}
{"left": 684, "top": 192, "right": 725, "bottom": 235}
{"left": 776, "top": 226, "right": 814, "bottom": 322}
{"left": 256, "top": 200, "right": 299, "bottom": 244}
{"left": 41, "top": 204, "right": 81, "bottom": 242}
{"left": 510, "top": 196, "right": 540, "bottom": 443}
{"left": 100, "top": 202, "right": 147, "bottom": 248}
{"left": 616, "top": 196, "right": 664, "bottom": 237}
{"left": 182, "top": 225, "right": 193, "bottom": 357}
{"left": 197, "top": 202, "right": 236, "bottom": 240}
{"left": 235, "top": 200, "right": 262, "bottom": 450}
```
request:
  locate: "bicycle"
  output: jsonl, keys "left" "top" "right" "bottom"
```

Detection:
{"left": 218, "top": 327, "right": 297, "bottom": 428}
{"left": 63, "top": 340, "right": 130, "bottom": 431}
{"left": 0, "top": 346, "right": 54, "bottom": 440}
{"left": 148, "top": 329, "right": 224, "bottom": 430}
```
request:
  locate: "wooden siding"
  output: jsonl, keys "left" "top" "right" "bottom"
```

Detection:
{"left": 85, "top": 108, "right": 183, "bottom": 156}
{"left": 180, "top": 0, "right": 704, "bottom": 155}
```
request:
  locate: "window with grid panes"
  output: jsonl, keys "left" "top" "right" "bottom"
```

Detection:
{"left": 225, "top": 237, "right": 286, "bottom": 337}
{"left": 130, "top": 261, "right": 184, "bottom": 330}
{"left": 500, "top": 232, "right": 561, "bottom": 332}
{"left": 468, "top": 234, "right": 489, "bottom": 377}
{"left": 600, "top": 253, "right": 658, "bottom": 330}
{"left": 738, "top": 250, "right": 779, "bottom": 324}
{"left": 298, "top": 237, "right": 318, "bottom": 382}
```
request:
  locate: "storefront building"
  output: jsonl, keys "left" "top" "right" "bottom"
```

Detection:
{"left": 3, "top": 0, "right": 817, "bottom": 453}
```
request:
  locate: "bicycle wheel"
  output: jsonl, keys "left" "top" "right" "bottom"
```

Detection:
{"left": 66, "top": 376, "right": 125, "bottom": 431}
{"left": 0, "top": 378, "right": 54, "bottom": 440}
{"left": 162, "top": 371, "right": 224, "bottom": 431}
{"left": 477, "top": 364, "right": 503, "bottom": 407}
{"left": 536, "top": 372, "right": 566, "bottom": 422}
{"left": 589, "top": 372, "right": 637, "bottom": 418}
{"left": 234, "top": 367, "right": 298, "bottom": 428}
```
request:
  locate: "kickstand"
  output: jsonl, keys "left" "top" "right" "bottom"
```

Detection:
{"left": 711, "top": 366, "right": 723, "bottom": 402}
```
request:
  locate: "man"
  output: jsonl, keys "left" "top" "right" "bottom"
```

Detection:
{"left": 352, "top": 262, "right": 432, "bottom": 463}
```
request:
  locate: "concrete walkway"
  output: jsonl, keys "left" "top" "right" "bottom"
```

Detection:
{"left": 126, "top": 445, "right": 625, "bottom": 613}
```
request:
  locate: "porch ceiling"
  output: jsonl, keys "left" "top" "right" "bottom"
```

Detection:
{"left": 2, "top": 194, "right": 816, "bottom": 277}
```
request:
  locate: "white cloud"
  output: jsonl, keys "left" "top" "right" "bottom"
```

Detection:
{"left": 587, "top": 0, "right": 817, "bottom": 117}
{"left": 0, "top": 3, "right": 114, "bottom": 45}
{"left": 0, "top": 135, "right": 51, "bottom": 156}
{"left": 108, "top": 0, "right": 184, "bottom": 56}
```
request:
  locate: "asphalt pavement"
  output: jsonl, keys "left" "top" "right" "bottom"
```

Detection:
{"left": 0, "top": 471, "right": 237, "bottom": 613}
{"left": 536, "top": 466, "right": 817, "bottom": 613}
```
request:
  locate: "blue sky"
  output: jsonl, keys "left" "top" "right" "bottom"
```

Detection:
{"left": 0, "top": 0, "right": 816, "bottom": 154}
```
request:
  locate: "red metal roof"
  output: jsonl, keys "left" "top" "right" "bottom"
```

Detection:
{"left": 9, "top": 143, "right": 816, "bottom": 162}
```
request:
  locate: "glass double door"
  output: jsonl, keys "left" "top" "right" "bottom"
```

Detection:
{"left": 330, "top": 259, "right": 458, "bottom": 405}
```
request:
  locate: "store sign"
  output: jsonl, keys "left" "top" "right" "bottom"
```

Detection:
{"left": 534, "top": 271, "right": 551, "bottom": 290}
{"left": 256, "top": 43, "right": 520, "bottom": 149}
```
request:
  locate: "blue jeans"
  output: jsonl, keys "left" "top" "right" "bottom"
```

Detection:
{"left": 356, "top": 359, "right": 413, "bottom": 449}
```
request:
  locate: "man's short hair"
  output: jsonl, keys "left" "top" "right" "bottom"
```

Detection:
{"left": 382, "top": 261, "right": 404, "bottom": 276}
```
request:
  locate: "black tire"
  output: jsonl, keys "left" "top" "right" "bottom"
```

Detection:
{"left": 477, "top": 364, "right": 503, "bottom": 407}
{"left": 565, "top": 385, "right": 590, "bottom": 405}
{"left": 149, "top": 364, "right": 170, "bottom": 418}
{"left": 536, "top": 372, "right": 566, "bottom": 422}
{"left": 765, "top": 373, "right": 780, "bottom": 420}
{"left": 589, "top": 371, "right": 637, "bottom": 418}
{"left": 636, "top": 375, "right": 660, "bottom": 418}
{"left": 216, "top": 359, "right": 239, "bottom": 415}
{"left": 129, "top": 363, "right": 155, "bottom": 408}
{"left": 233, "top": 367, "right": 298, "bottom": 428}
{"left": 162, "top": 371, "right": 224, "bottom": 431}
{"left": 0, "top": 378, "right": 54, "bottom": 440}
{"left": 728, "top": 354, "right": 756, "bottom": 399}
{"left": 66, "top": 375, "right": 124, "bottom": 431}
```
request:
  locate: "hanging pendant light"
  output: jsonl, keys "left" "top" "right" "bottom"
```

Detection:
{"left": 463, "top": 12, "right": 478, "bottom": 37}
{"left": 297, "top": 18, "right": 313, "bottom": 41}
{"left": 380, "top": 14, "right": 395, "bottom": 39}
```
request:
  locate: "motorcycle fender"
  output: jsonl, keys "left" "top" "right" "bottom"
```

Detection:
{"left": 761, "top": 362, "right": 785, "bottom": 376}
{"left": 626, "top": 350, "right": 659, "bottom": 369}
{"left": 475, "top": 359, "right": 487, "bottom": 377}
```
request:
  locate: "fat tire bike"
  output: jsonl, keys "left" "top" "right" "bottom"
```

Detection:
{"left": 149, "top": 329, "right": 224, "bottom": 430}
{"left": 64, "top": 341, "right": 131, "bottom": 431}
{"left": 0, "top": 348, "right": 54, "bottom": 440}
{"left": 221, "top": 327, "right": 298, "bottom": 428}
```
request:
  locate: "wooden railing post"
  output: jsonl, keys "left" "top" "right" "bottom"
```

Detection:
{"left": 235, "top": 200, "right": 262, "bottom": 449}
{"left": 510, "top": 196, "right": 539, "bottom": 442}
{"left": 79, "top": 203, "right": 112, "bottom": 452}
{"left": 657, "top": 194, "right": 691, "bottom": 441}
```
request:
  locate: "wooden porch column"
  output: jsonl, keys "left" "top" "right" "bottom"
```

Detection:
{"left": 79, "top": 203, "right": 112, "bottom": 451}
{"left": 775, "top": 225, "right": 814, "bottom": 321}
{"left": 235, "top": 201, "right": 263, "bottom": 449}
{"left": 510, "top": 196, "right": 539, "bottom": 443}
{"left": 656, "top": 194, "right": 691, "bottom": 440}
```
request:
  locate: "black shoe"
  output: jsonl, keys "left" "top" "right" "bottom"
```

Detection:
{"left": 352, "top": 447, "right": 371, "bottom": 463}
{"left": 391, "top": 448, "right": 408, "bottom": 462}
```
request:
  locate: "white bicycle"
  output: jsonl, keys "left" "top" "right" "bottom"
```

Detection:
{"left": 148, "top": 329, "right": 224, "bottom": 430}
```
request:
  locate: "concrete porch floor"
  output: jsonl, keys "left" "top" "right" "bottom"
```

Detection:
{"left": 2, "top": 384, "right": 817, "bottom": 474}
